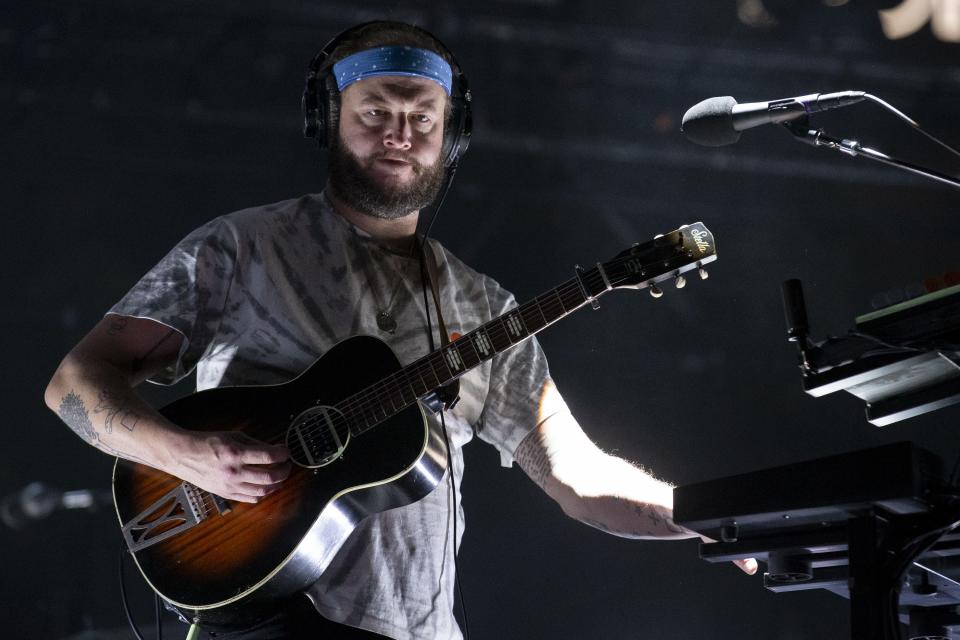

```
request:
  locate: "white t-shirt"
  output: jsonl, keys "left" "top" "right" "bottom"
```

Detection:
{"left": 110, "top": 192, "right": 565, "bottom": 639}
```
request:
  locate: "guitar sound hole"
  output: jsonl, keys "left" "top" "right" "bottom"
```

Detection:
{"left": 285, "top": 405, "right": 350, "bottom": 468}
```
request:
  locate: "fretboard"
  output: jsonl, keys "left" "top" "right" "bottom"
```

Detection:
{"left": 340, "top": 264, "right": 611, "bottom": 436}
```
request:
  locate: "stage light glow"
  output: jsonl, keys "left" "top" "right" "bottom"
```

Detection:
{"left": 879, "top": 0, "right": 960, "bottom": 42}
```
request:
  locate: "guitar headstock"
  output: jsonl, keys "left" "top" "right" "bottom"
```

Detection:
{"left": 604, "top": 222, "right": 717, "bottom": 296}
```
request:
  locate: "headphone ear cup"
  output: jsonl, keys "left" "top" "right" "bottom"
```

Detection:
{"left": 442, "top": 93, "right": 472, "bottom": 168}
{"left": 321, "top": 75, "right": 340, "bottom": 149}
{"left": 301, "top": 71, "right": 320, "bottom": 139}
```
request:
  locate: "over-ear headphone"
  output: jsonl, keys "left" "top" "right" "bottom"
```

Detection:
{"left": 302, "top": 21, "right": 472, "bottom": 169}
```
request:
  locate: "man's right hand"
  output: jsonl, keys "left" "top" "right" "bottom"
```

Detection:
{"left": 46, "top": 315, "right": 292, "bottom": 505}
{"left": 169, "top": 430, "right": 292, "bottom": 504}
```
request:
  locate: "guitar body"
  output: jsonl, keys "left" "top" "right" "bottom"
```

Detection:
{"left": 112, "top": 336, "right": 448, "bottom": 623}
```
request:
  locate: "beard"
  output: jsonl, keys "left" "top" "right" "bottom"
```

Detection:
{"left": 327, "top": 139, "right": 446, "bottom": 220}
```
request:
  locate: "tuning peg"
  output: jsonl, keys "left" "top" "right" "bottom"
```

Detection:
{"left": 649, "top": 285, "right": 664, "bottom": 299}
{"left": 675, "top": 275, "right": 687, "bottom": 289}
{"left": 698, "top": 267, "right": 709, "bottom": 280}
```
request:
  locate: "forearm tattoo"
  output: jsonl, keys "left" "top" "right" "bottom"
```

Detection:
{"left": 93, "top": 390, "right": 140, "bottom": 433}
{"left": 635, "top": 503, "right": 686, "bottom": 535}
{"left": 57, "top": 390, "right": 149, "bottom": 464}
{"left": 514, "top": 436, "right": 551, "bottom": 487}
{"left": 58, "top": 391, "right": 97, "bottom": 444}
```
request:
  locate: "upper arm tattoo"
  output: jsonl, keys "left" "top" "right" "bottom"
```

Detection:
{"left": 58, "top": 391, "right": 97, "bottom": 444}
{"left": 514, "top": 433, "right": 551, "bottom": 488}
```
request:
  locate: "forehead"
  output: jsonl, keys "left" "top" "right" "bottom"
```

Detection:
{"left": 341, "top": 75, "right": 446, "bottom": 108}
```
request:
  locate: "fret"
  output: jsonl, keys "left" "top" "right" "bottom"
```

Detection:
{"left": 405, "top": 368, "right": 426, "bottom": 398}
{"left": 531, "top": 297, "right": 549, "bottom": 326}
{"left": 358, "top": 400, "right": 377, "bottom": 429}
{"left": 559, "top": 281, "right": 585, "bottom": 311}
{"left": 552, "top": 287, "right": 569, "bottom": 313}
{"left": 537, "top": 289, "right": 565, "bottom": 323}
{"left": 519, "top": 303, "right": 544, "bottom": 333}
{"left": 456, "top": 335, "right": 483, "bottom": 369}
{"left": 405, "top": 377, "right": 422, "bottom": 402}
{"left": 424, "top": 360, "right": 443, "bottom": 388}
{"left": 430, "top": 351, "right": 455, "bottom": 386}
{"left": 489, "top": 316, "right": 515, "bottom": 352}
{"left": 383, "top": 389, "right": 398, "bottom": 414}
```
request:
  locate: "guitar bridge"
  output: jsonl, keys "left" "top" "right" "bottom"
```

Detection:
{"left": 121, "top": 482, "right": 209, "bottom": 553}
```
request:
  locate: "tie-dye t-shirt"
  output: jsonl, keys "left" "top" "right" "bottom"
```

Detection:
{"left": 108, "top": 192, "right": 564, "bottom": 640}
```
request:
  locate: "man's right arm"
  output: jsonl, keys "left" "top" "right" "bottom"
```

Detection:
{"left": 44, "top": 315, "right": 289, "bottom": 503}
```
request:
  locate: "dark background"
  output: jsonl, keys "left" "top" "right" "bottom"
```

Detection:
{"left": 4, "top": 1, "right": 959, "bottom": 638}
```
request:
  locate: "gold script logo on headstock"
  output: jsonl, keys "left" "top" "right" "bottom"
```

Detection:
{"left": 691, "top": 228, "right": 711, "bottom": 254}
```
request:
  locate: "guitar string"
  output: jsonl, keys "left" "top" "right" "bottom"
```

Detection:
{"left": 292, "top": 277, "right": 588, "bottom": 447}
{"left": 284, "top": 251, "right": 662, "bottom": 459}
{"left": 185, "top": 274, "right": 603, "bottom": 512}
{"left": 289, "top": 273, "right": 606, "bottom": 454}
{"left": 306, "top": 266, "right": 599, "bottom": 433}
{"left": 288, "top": 251, "right": 654, "bottom": 450}
{"left": 184, "top": 247, "right": 696, "bottom": 511}
{"left": 276, "top": 283, "right": 581, "bottom": 463}
{"left": 185, "top": 285, "right": 582, "bottom": 514}
{"left": 196, "top": 250, "right": 687, "bottom": 466}
{"left": 295, "top": 244, "right": 673, "bottom": 442}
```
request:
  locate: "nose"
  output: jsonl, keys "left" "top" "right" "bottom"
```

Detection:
{"left": 383, "top": 114, "right": 412, "bottom": 150}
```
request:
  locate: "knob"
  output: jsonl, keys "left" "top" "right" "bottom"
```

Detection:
{"left": 699, "top": 267, "right": 709, "bottom": 280}
{"left": 650, "top": 285, "right": 664, "bottom": 299}
{"left": 675, "top": 275, "right": 687, "bottom": 289}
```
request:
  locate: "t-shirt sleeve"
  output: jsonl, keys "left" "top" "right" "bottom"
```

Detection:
{"left": 475, "top": 280, "right": 571, "bottom": 468}
{"left": 108, "top": 217, "right": 238, "bottom": 385}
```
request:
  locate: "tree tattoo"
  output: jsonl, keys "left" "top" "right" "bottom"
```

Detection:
{"left": 58, "top": 391, "right": 97, "bottom": 444}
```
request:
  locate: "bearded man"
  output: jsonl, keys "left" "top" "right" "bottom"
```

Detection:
{"left": 44, "top": 20, "right": 754, "bottom": 640}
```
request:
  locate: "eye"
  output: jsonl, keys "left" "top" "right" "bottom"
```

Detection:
{"left": 413, "top": 114, "right": 431, "bottom": 124}
{"left": 365, "top": 109, "right": 385, "bottom": 117}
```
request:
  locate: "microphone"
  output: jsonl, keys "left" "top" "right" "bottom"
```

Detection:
{"left": 0, "top": 482, "right": 112, "bottom": 529}
{"left": 681, "top": 91, "right": 866, "bottom": 147}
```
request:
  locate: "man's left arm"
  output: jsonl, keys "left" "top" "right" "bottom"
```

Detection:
{"left": 513, "top": 380, "right": 757, "bottom": 572}
{"left": 514, "top": 396, "right": 686, "bottom": 539}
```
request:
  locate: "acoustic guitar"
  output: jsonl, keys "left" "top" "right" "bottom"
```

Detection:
{"left": 113, "top": 222, "right": 717, "bottom": 622}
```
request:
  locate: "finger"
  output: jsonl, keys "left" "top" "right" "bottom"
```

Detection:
{"left": 734, "top": 558, "right": 758, "bottom": 575}
{"left": 237, "top": 481, "right": 285, "bottom": 499}
{"left": 237, "top": 442, "right": 290, "bottom": 465}
{"left": 240, "top": 462, "right": 292, "bottom": 485}
{"left": 224, "top": 491, "right": 261, "bottom": 504}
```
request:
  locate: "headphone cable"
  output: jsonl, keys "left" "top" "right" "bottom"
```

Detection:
{"left": 418, "top": 163, "right": 471, "bottom": 640}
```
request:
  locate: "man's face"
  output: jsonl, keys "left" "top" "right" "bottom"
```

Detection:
{"left": 328, "top": 74, "right": 448, "bottom": 220}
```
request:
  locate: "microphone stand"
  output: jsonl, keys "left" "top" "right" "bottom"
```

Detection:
{"left": 783, "top": 117, "right": 960, "bottom": 191}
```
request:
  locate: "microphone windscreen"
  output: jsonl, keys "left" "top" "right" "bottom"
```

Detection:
{"left": 681, "top": 96, "right": 741, "bottom": 147}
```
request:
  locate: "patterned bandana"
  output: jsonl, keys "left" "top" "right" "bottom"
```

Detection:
{"left": 333, "top": 46, "right": 453, "bottom": 95}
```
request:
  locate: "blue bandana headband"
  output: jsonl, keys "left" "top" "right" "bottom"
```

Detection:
{"left": 333, "top": 46, "right": 453, "bottom": 96}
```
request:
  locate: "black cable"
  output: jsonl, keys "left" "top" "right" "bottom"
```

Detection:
{"left": 118, "top": 543, "right": 147, "bottom": 640}
{"left": 863, "top": 93, "right": 960, "bottom": 164}
{"left": 156, "top": 593, "right": 163, "bottom": 640}
{"left": 416, "top": 164, "right": 470, "bottom": 639}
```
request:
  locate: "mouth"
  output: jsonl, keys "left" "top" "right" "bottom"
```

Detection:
{"left": 376, "top": 157, "right": 412, "bottom": 167}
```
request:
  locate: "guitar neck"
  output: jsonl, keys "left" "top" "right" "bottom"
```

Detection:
{"left": 343, "top": 265, "right": 610, "bottom": 435}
